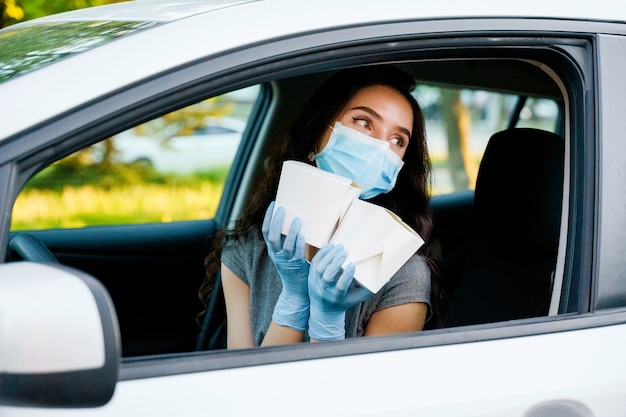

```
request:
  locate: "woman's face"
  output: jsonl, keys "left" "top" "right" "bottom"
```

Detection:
{"left": 319, "top": 84, "right": 414, "bottom": 160}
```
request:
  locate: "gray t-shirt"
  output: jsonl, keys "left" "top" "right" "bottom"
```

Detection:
{"left": 221, "top": 229, "right": 431, "bottom": 346}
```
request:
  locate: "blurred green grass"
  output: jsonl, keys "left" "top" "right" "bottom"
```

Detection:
{"left": 12, "top": 163, "right": 229, "bottom": 230}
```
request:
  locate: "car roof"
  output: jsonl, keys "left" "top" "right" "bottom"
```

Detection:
{"left": 1, "top": 0, "right": 625, "bottom": 141}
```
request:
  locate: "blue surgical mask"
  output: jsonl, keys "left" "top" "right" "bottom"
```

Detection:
{"left": 313, "top": 122, "right": 404, "bottom": 199}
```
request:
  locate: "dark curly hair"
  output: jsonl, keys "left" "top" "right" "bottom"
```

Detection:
{"left": 199, "top": 65, "right": 446, "bottom": 328}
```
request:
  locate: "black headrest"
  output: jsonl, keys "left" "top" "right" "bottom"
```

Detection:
{"left": 474, "top": 128, "right": 564, "bottom": 257}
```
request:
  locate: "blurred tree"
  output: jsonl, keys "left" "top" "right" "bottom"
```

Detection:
{"left": 135, "top": 98, "right": 235, "bottom": 140}
{"left": 1, "top": 0, "right": 128, "bottom": 28}
{"left": 1, "top": 0, "right": 23, "bottom": 27}
{"left": 440, "top": 88, "right": 477, "bottom": 191}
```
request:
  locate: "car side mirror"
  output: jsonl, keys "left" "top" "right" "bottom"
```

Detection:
{"left": 0, "top": 262, "right": 120, "bottom": 408}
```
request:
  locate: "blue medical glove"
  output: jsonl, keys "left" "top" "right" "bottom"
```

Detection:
{"left": 308, "top": 244, "right": 372, "bottom": 341}
{"left": 262, "top": 202, "right": 310, "bottom": 332}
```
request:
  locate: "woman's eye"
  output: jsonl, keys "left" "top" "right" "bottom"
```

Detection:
{"left": 353, "top": 117, "right": 371, "bottom": 129}
{"left": 390, "top": 137, "right": 405, "bottom": 148}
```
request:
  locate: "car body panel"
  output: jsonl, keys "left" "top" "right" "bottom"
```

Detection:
{"left": 114, "top": 323, "right": 626, "bottom": 417}
{"left": 4, "top": 317, "right": 626, "bottom": 416}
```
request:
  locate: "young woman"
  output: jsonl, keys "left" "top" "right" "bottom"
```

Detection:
{"left": 200, "top": 66, "right": 444, "bottom": 348}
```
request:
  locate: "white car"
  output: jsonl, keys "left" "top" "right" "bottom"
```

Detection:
{"left": 1, "top": 1, "right": 626, "bottom": 416}
{"left": 112, "top": 116, "right": 247, "bottom": 173}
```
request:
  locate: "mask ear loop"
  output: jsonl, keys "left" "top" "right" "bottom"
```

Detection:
{"left": 309, "top": 123, "right": 337, "bottom": 161}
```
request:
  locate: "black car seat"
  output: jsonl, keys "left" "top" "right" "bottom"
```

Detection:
{"left": 443, "top": 128, "right": 565, "bottom": 327}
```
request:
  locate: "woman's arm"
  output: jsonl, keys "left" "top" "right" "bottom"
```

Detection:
{"left": 364, "top": 302, "right": 428, "bottom": 336}
{"left": 222, "top": 264, "right": 306, "bottom": 349}
{"left": 223, "top": 260, "right": 426, "bottom": 347}
{"left": 221, "top": 264, "right": 255, "bottom": 349}
{"left": 261, "top": 321, "right": 305, "bottom": 346}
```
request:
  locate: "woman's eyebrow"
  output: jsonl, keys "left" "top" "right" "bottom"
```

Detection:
{"left": 351, "top": 106, "right": 412, "bottom": 138}
{"left": 351, "top": 106, "right": 381, "bottom": 119}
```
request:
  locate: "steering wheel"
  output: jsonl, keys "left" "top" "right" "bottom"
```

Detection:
{"left": 9, "top": 234, "right": 59, "bottom": 264}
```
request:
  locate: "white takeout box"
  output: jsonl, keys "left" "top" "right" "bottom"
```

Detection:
{"left": 274, "top": 160, "right": 424, "bottom": 293}
{"left": 274, "top": 160, "right": 361, "bottom": 249}
{"left": 329, "top": 198, "right": 424, "bottom": 293}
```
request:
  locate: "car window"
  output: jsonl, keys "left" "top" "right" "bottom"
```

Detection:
{"left": 418, "top": 85, "right": 562, "bottom": 195}
{"left": 10, "top": 85, "right": 260, "bottom": 231}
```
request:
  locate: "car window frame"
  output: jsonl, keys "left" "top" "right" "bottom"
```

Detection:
{"left": 0, "top": 19, "right": 610, "bottom": 377}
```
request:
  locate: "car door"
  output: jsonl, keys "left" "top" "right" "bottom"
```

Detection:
{"left": 3, "top": 11, "right": 626, "bottom": 417}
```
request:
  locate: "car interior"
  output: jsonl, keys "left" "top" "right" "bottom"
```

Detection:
{"left": 6, "top": 56, "right": 568, "bottom": 357}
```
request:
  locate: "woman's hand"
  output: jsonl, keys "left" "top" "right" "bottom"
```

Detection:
{"left": 262, "top": 202, "right": 310, "bottom": 332}
{"left": 308, "top": 243, "right": 372, "bottom": 341}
